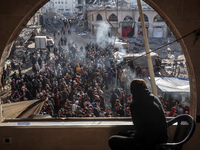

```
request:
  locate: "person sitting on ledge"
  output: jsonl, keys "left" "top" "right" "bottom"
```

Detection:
{"left": 109, "top": 79, "right": 168, "bottom": 150}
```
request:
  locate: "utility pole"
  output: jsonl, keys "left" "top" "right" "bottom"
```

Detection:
{"left": 114, "top": 0, "right": 119, "bottom": 88}
{"left": 137, "top": 0, "right": 158, "bottom": 96}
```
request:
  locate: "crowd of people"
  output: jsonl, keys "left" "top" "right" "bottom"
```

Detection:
{"left": 1, "top": 19, "right": 190, "bottom": 118}
{"left": 160, "top": 96, "right": 190, "bottom": 117}
{"left": 2, "top": 35, "right": 139, "bottom": 118}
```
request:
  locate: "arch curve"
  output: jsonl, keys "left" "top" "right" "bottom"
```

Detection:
{"left": 123, "top": 16, "right": 133, "bottom": 22}
{"left": 143, "top": 0, "right": 196, "bottom": 118}
{"left": 96, "top": 14, "right": 103, "bottom": 21}
{"left": 0, "top": 0, "right": 49, "bottom": 75}
{"left": 0, "top": 0, "right": 198, "bottom": 119}
{"left": 109, "top": 13, "right": 117, "bottom": 21}
{"left": 153, "top": 14, "right": 164, "bottom": 22}
{"left": 138, "top": 13, "right": 149, "bottom": 22}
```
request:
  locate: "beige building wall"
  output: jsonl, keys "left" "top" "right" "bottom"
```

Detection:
{"left": 87, "top": 8, "right": 168, "bottom": 38}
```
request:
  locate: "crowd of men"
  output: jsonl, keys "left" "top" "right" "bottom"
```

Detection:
{"left": 1, "top": 19, "right": 189, "bottom": 118}
{"left": 2, "top": 36, "right": 139, "bottom": 118}
{"left": 160, "top": 96, "right": 190, "bottom": 117}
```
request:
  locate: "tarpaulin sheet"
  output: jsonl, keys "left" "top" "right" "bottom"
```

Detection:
{"left": 2, "top": 98, "right": 46, "bottom": 118}
{"left": 154, "top": 77, "right": 190, "bottom": 93}
{"left": 122, "top": 27, "right": 133, "bottom": 37}
{"left": 153, "top": 27, "right": 163, "bottom": 38}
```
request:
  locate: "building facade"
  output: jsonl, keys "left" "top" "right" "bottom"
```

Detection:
{"left": 43, "top": 0, "right": 76, "bottom": 16}
{"left": 87, "top": 2, "right": 168, "bottom": 38}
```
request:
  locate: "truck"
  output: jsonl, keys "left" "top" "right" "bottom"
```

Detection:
{"left": 35, "top": 36, "right": 47, "bottom": 49}
{"left": 35, "top": 36, "right": 55, "bottom": 49}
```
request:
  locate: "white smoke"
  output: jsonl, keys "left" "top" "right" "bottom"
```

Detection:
{"left": 96, "top": 22, "right": 128, "bottom": 64}
{"left": 96, "top": 22, "right": 122, "bottom": 47}
{"left": 96, "top": 22, "right": 111, "bottom": 47}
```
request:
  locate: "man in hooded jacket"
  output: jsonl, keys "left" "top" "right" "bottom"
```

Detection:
{"left": 109, "top": 79, "right": 168, "bottom": 150}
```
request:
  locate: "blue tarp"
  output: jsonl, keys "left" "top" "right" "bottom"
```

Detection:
{"left": 154, "top": 77, "right": 190, "bottom": 93}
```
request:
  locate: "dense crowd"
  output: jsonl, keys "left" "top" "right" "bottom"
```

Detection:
{"left": 1, "top": 39, "right": 190, "bottom": 118}
{"left": 160, "top": 96, "right": 190, "bottom": 117}
{"left": 1, "top": 20, "right": 190, "bottom": 118}
{"left": 2, "top": 37, "right": 139, "bottom": 118}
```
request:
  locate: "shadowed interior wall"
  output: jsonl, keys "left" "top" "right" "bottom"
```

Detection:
{"left": 0, "top": 124, "right": 198, "bottom": 150}
{"left": 0, "top": 125, "right": 132, "bottom": 150}
{"left": 0, "top": 0, "right": 200, "bottom": 150}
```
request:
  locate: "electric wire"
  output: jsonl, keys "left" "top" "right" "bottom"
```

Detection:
{"left": 99, "top": 27, "right": 200, "bottom": 76}
{"left": 16, "top": 2, "right": 200, "bottom": 77}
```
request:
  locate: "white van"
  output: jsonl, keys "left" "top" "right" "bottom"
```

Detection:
{"left": 35, "top": 36, "right": 47, "bottom": 49}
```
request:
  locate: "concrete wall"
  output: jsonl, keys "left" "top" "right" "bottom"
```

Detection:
{"left": 0, "top": 123, "right": 133, "bottom": 150}
{"left": 0, "top": 0, "right": 200, "bottom": 150}
{"left": 0, "top": 121, "right": 197, "bottom": 150}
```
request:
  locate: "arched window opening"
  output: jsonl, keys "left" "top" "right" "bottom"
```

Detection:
{"left": 1, "top": 0, "right": 191, "bottom": 120}
{"left": 123, "top": 16, "right": 133, "bottom": 22}
{"left": 138, "top": 14, "right": 148, "bottom": 22}
{"left": 154, "top": 14, "right": 164, "bottom": 22}
{"left": 97, "top": 14, "right": 102, "bottom": 21}
{"left": 109, "top": 14, "right": 117, "bottom": 21}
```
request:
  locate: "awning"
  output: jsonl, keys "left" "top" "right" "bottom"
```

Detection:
{"left": 154, "top": 77, "right": 190, "bottom": 93}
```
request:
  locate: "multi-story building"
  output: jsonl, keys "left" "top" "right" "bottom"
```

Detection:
{"left": 43, "top": 0, "right": 76, "bottom": 16}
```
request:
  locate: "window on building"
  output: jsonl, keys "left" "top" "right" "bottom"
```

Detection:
{"left": 123, "top": 16, "right": 133, "bottom": 22}
{"left": 109, "top": 14, "right": 117, "bottom": 21}
{"left": 138, "top": 14, "right": 149, "bottom": 22}
{"left": 154, "top": 14, "right": 164, "bottom": 22}
{"left": 58, "top": 9, "right": 64, "bottom": 12}
{"left": 96, "top": 14, "right": 102, "bottom": 21}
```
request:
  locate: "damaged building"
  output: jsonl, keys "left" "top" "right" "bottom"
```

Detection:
{"left": 87, "top": 0, "right": 169, "bottom": 39}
